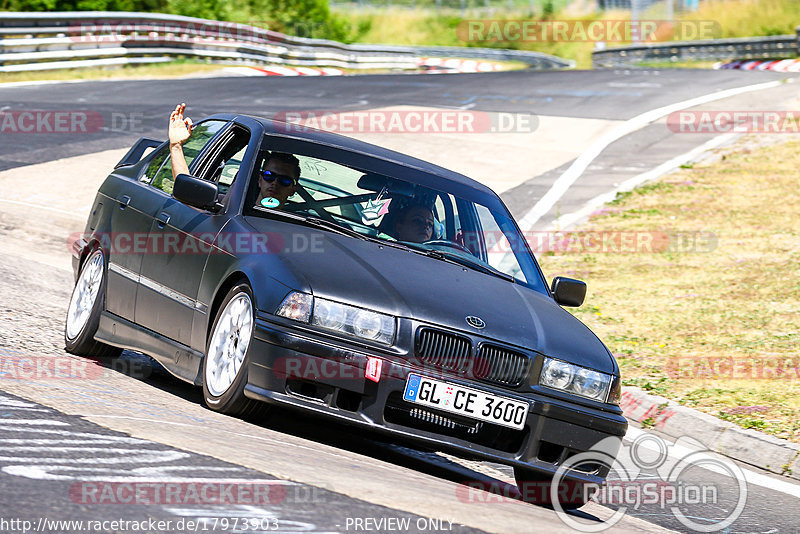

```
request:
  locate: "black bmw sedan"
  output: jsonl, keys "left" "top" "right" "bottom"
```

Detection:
{"left": 65, "top": 113, "right": 627, "bottom": 508}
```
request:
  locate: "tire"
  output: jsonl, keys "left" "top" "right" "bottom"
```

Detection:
{"left": 64, "top": 248, "right": 122, "bottom": 358}
{"left": 513, "top": 467, "right": 594, "bottom": 510}
{"left": 202, "top": 283, "right": 267, "bottom": 418}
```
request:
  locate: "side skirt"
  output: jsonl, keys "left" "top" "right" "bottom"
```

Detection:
{"left": 96, "top": 310, "right": 204, "bottom": 385}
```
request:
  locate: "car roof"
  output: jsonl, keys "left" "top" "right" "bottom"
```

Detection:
{"left": 208, "top": 113, "right": 504, "bottom": 208}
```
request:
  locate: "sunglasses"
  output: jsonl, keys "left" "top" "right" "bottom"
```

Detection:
{"left": 261, "top": 170, "right": 296, "bottom": 187}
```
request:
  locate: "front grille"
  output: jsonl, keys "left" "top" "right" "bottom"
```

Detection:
{"left": 415, "top": 328, "right": 530, "bottom": 387}
{"left": 416, "top": 328, "right": 472, "bottom": 374}
{"left": 474, "top": 344, "right": 529, "bottom": 387}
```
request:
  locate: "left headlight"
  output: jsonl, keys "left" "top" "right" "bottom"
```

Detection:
{"left": 276, "top": 292, "right": 395, "bottom": 345}
{"left": 539, "top": 357, "right": 615, "bottom": 403}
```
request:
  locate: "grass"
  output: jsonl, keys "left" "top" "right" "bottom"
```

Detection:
{"left": 536, "top": 137, "right": 800, "bottom": 442}
{"left": 5, "top": 0, "right": 800, "bottom": 82}
{"left": 0, "top": 60, "right": 229, "bottom": 84}
{"left": 340, "top": 0, "right": 800, "bottom": 69}
{"left": 680, "top": 0, "right": 800, "bottom": 39}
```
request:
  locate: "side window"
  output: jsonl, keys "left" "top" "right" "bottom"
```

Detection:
{"left": 217, "top": 146, "right": 247, "bottom": 195}
{"left": 146, "top": 120, "right": 228, "bottom": 195}
{"left": 195, "top": 127, "right": 251, "bottom": 198}
{"left": 141, "top": 144, "right": 168, "bottom": 185}
{"left": 475, "top": 205, "right": 528, "bottom": 284}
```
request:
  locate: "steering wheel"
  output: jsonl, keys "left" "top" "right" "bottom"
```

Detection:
{"left": 423, "top": 239, "right": 472, "bottom": 254}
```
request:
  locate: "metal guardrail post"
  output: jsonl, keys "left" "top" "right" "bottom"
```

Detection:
{"left": 796, "top": 25, "right": 800, "bottom": 56}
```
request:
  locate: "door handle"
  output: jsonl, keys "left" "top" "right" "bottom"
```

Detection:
{"left": 156, "top": 212, "right": 171, "bottom": 228}
{"left": 118, "top": 195, "right": 131, "bottom": 209}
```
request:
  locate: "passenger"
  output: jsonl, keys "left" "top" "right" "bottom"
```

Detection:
{"left": 391, "top": 203, "right": 435, "bottom": 243}
{"left": 168, "top": 103, "right": 300, "bottom": 209}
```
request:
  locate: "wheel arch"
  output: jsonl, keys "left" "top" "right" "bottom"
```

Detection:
{"left": 206, "top": 271, "right": 252, "bottom": 342}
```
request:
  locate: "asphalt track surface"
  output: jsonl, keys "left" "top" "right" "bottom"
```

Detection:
{"left": 2, "top": 68, "right": 800, "bottom": 533}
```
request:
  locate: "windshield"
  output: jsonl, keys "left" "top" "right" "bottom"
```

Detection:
{"left": 251, "top": 150, "right": 548, "bottom": 293}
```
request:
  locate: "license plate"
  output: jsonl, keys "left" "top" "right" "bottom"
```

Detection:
{"left": 403, "top": 373, "right": 528, "bottom": 430}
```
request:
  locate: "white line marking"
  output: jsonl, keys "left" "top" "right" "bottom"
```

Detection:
{"left": 3, "top": 464, "right": 296, "bottom": 483}
{"left": 518, "top": 79, "right": 784, "bottom": 230}
{"left": 82, "top": 414, "right": 421, "bottom": 476}
{"left": 0, "top": 395, "right": 38, "bottom": 407}
{"left": 626, "top": 427, "right": 800, "bottom": 499}
{"left": 0, "top": 420, "right": 69, "bottom": 425}
{"left": 0, "top": 449, "right": 189, "bottom": 463}
{"left": 547, "top": 132, "right": 737, "bottom": 230}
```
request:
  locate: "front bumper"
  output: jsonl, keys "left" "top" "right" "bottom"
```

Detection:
{"left": 245, "top": 319, "right": 627, "bottom": 484}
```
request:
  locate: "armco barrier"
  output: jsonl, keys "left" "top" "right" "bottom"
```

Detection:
{"left": 592, "top": 30, "right": 800, "bottom": 68}
{"left": 0, "top": 11, "right": 573, "bottom": 73}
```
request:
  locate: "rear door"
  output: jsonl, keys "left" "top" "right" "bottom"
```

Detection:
{"left": 135, "top": 122, "right": 252, "bottom": 348}
{"left": 103, "top": 150, "right": 171, "bottom": 321}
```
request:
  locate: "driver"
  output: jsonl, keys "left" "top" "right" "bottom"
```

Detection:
{"left": 168, "top": 103, "right": 300, "bottom": 209}
{"left": 393, "top": 204, "right": 435, "bottom": 243}
{"left": 255, "top": 152, "right": 300, "bottom": 208}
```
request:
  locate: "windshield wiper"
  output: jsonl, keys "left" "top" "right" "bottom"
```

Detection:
{"left": 301, "top": 215, "right": 372, "bottom": 241}
{"left": 406, "top": 245, "right": 516, "bottom": 282}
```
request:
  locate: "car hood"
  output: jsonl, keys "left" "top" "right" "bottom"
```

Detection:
{"left": 246, "top": 218, "right": 616, "bottom": 373}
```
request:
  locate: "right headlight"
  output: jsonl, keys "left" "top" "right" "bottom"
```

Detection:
{"left": 539, "top": 357, "right": 615, "bottom": 403}
{"left": 276, "top": 292, "right": 395, "bottom": 345}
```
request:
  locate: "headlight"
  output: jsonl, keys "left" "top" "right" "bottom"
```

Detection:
{"left": 312, "top": 298, "right": 395, "bottom": 345}
{"left": 276, "top": 292, "right": 395, "bottom": 345}
{"left": 313, "top": 299, "right": 347, "bottom": 330}
{"left": 352, "top": 309, "right": 384, "bottom": 340}
{"left": 539, "top": 357, "right": 614, "bottom": 403}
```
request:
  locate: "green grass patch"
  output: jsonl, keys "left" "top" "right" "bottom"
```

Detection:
{"left": 537, "top": 137, "right": 800, "bottom": 442}
{"left": 0, "top": 60, "right": 230, "bottom": 84}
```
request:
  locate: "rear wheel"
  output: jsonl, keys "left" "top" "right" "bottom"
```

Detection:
{"left": 202, "top": 284, "right": 267, "bottom": 418}
{"left": 64, "top": 249, "right": 122, "bottom": 358}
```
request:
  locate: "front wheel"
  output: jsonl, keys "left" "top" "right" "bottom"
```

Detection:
{"left": 202, "top": 283, "right": 267, "bottom": 418}
{"left": 64, "top": 248, "right": 121, "bottom": 358}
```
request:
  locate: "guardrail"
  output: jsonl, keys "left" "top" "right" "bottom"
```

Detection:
{"left": 592, "top": 31, "right": 800, "bottom": 68}
{"left": 0, "top": 11, "right": 573, "bottom": 73}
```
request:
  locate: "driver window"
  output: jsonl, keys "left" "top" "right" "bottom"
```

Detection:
{"left": 145, "top": 120, "right": 228, "bottom": 195}
{"left": 475, "top": 204, "right": 528, "bottom": 283}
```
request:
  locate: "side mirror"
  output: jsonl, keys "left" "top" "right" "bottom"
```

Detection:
{"left": 551, "top": 276, "right": 586, "bottom": 307}
{"left": 173, "top": 173, "right": 221, "bottom": 212}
